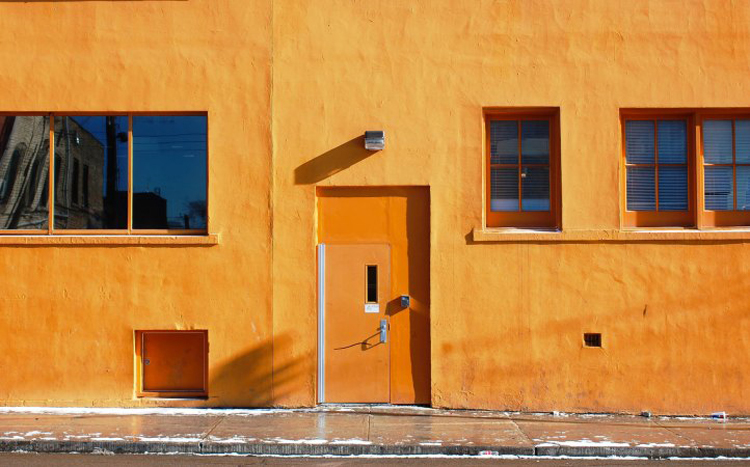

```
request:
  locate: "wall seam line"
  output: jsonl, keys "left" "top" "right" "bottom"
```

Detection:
{"left": 269, "top": 0, "right": 276, "bottom": 406}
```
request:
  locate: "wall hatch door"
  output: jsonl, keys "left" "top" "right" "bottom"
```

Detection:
{"left": 138, "top": 330, "right": 208, "bottom": 398}
{"left": 320, "top": 243, "right": 390, "bottom": 403}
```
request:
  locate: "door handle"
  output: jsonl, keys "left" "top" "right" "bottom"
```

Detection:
{"left": 379, "top": 319, "right": 388, "bottom": 344}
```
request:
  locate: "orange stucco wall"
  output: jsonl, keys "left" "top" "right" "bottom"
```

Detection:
{"left": 0, "top": 1, "right": 274, "bottom": 407}
{"left": 1, "top": 0, "right": 750, "bottom": 414}
{"left": 271, "top": 0, "right": 750, "bottom": 414}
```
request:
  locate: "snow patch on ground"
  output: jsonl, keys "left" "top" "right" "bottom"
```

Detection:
{"left": 265, "top": 438, "right": 328, "bottom": 445}
{"left": 635, "top": 442, "right": 676, "bottom": 448}
{"left": 192, "top": 452, "right": 654, "bottom": 460}
{"left": 136, "top": 437, "right": 203, "bottom": 443}
{"left": 206, "top": 436, "right": 255, "bottom": 444}
{"left": 329, "top": 439, "right": 372, "bottom": 445}
{"left": 537, "top": 439, "right": 630, "bottom": 448}
{"left": 0, "top": 407, "right": 304, "bottom": 417}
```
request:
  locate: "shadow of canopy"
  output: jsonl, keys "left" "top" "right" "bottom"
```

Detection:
{"left": 294, "top": 136, "right": 378, "bottom": 185}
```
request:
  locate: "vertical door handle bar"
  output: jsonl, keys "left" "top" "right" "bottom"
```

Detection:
{"left": 379, "top": 319, "right": 388, "bottom": 344}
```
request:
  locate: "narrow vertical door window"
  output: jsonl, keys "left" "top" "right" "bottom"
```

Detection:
{"left": 366, "top": 265, "right": 378, "bottom": 303}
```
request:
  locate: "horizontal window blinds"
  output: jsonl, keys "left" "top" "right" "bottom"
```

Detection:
{"left": 703, "top": 119, "right": 750, "bottom": 212}
{"left": 625, "top": 119, "right": 688, "bottom": 212}
{"left": 489, "top": 119, "right": 550, "bottom": 213}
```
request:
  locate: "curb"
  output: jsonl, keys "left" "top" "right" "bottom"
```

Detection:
{"left": 534, "top": 445, "right": 750, "bottom": 459}
{"left": 1, "top": 440, "right": 749, "bottom": 459}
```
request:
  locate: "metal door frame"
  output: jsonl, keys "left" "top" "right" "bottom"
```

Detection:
{"left": 317, "top": 243, "right": 326, "bottom": 403}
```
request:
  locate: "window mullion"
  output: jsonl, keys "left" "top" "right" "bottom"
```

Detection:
{"left": 517, "top": 121, "right": 522, "bottom": 212}
{"left": 128, "top": 114, "right": 133, "bottom": 234}
{"left": 733, "top": 119, "right": 737, "bottom": 210}
{"left": 48, "top": 113, "right": 55, "bottom": 235}
{"left": 654, "top": 119, "right": 660, "bottom": 212}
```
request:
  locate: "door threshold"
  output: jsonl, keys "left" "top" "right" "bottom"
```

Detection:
{"left": 315, "top": 403, "right": 433, "bottom": 413}
{"left": 318, "top": 403, "right": 430, "bottom": 407}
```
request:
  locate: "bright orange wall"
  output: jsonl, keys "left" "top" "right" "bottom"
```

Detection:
{"left": 0, "top": 1, "right": 275, "bottom": 407}
{"left": 272, "top": 0, "right": 750, "bottom": 414}
{"left": 2, "top": 0, "right": 750, "bottom": 414}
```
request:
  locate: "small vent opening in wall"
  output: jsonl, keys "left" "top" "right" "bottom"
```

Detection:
{"left": 584, "top": 333, "right": 602, "bottom": 348}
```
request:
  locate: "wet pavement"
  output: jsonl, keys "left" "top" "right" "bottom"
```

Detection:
{"left": 0, "top": 453, "right": 743, "bottom": 466}
{"left": 0, "top": 406, "right": 748, "bottom": 459}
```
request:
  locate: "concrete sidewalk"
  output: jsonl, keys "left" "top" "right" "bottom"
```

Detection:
{"left": 0, "top": 406, "right": 749, "bottom": 459}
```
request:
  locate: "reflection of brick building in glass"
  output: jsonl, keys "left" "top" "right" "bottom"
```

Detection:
{"left": 0, "top": 116, "right": 50, "bottom": 229}
{"left": 53, "top": 116, "right": 107, "bottom": 229}
{"left": 0, "top": 116, "right": 170, "bottom": 231}
{"left": 56, "top": 116, "right": 170, "bottom": 229}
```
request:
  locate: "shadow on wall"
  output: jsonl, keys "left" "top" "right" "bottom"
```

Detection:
{"left": 294, "top": 136, "right": 376, "bottom": 184}
{"left": 210, "top": 334, "right": 305, "bottom": 406}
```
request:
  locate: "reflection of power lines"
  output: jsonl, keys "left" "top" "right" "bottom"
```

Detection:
{"left": 0, "top": 115, "right": 208, "bottom": 231}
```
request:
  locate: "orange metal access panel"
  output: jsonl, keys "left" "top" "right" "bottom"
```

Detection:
{"left": 135, "top": 330, "right": 208, "bottom": 398}
{"left": 320, "top": 244, "right": 391, "bottom": 403}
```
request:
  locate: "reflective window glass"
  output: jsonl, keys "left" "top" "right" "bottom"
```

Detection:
{"left": 624, "top": 119, "right": 688, "bottom": 215}
{"left": 488, "top": 119, "right": 551, "bottom": 214}
{"left": 0, "top": 116, "right": 49, "bottom": 230}
{"left": 737, "top": 166, "right": 750, "bottom": 211}
{"left": 133, "top": 116, "right": 207, "bottom": 230}
{"left": 490, "top": 121, "right": 518, "bottom": 164}
{"left": 736, "top": 120, "right": 750, "bottom": 164}
{"left": 703, "top": 120, "right": 733, "bottom": 164}
{"left": 490, "top": 167, "right": 519, "bottom": 212}
{"left": 704, "top": 166, "right": 734, "bottom": 211}
{"left": 521, "top": 166, "right": 550, "bottom": 211}
{"left": 626, "top": 167, "right": 656, "bottom": 211}
{"left": 625, "top": 120, "right": 655, "bottom": 164}
{"left": 657, "top": 120, "right": 687, "bottom": 164}
{"left": 54, "top": 116, "right": 128, "bottom": 229}
{"left": 521, "top": 120, "right": 549, "bottom": 164}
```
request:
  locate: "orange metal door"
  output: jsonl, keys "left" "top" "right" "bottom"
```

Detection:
{"left": 322, "top": 244, "right": 390, "bottom": 403}
{"left": 317, "top": 187, "right": 431, "bottom": 405}
{"left": 140, "top": 330, "right": 208, "bottom": 396}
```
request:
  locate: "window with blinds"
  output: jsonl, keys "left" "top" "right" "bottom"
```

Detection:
{"left": 622, "top": 117, "right": 693, "bottom": 227}
{"left": 486, "top": 111, "right": 559, "bottom": 229}
{"left": 697, "top": 116, "right": 750, "bottom": 227}
{"left": 703, "top": 119, "right": 750, "bottom": 211}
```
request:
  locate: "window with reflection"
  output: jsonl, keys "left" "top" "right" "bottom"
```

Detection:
{"left": 54, "top": 116, "right": 128, "bottom": 230}
{"left": 0, "top": 113, "right": 207, "bottom": 234}
{"left": 133, "top": 116, "right": 207, "bottom": 230}
{"left": 0, "top": 116, "right": 49, "bottom": 230}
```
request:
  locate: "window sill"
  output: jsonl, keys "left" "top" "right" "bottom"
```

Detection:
{"left": 0, "top": 234, "right": 219, "bottom": 246}
{"left": 472, "top": 227, "right": 750, "bottom": 242}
